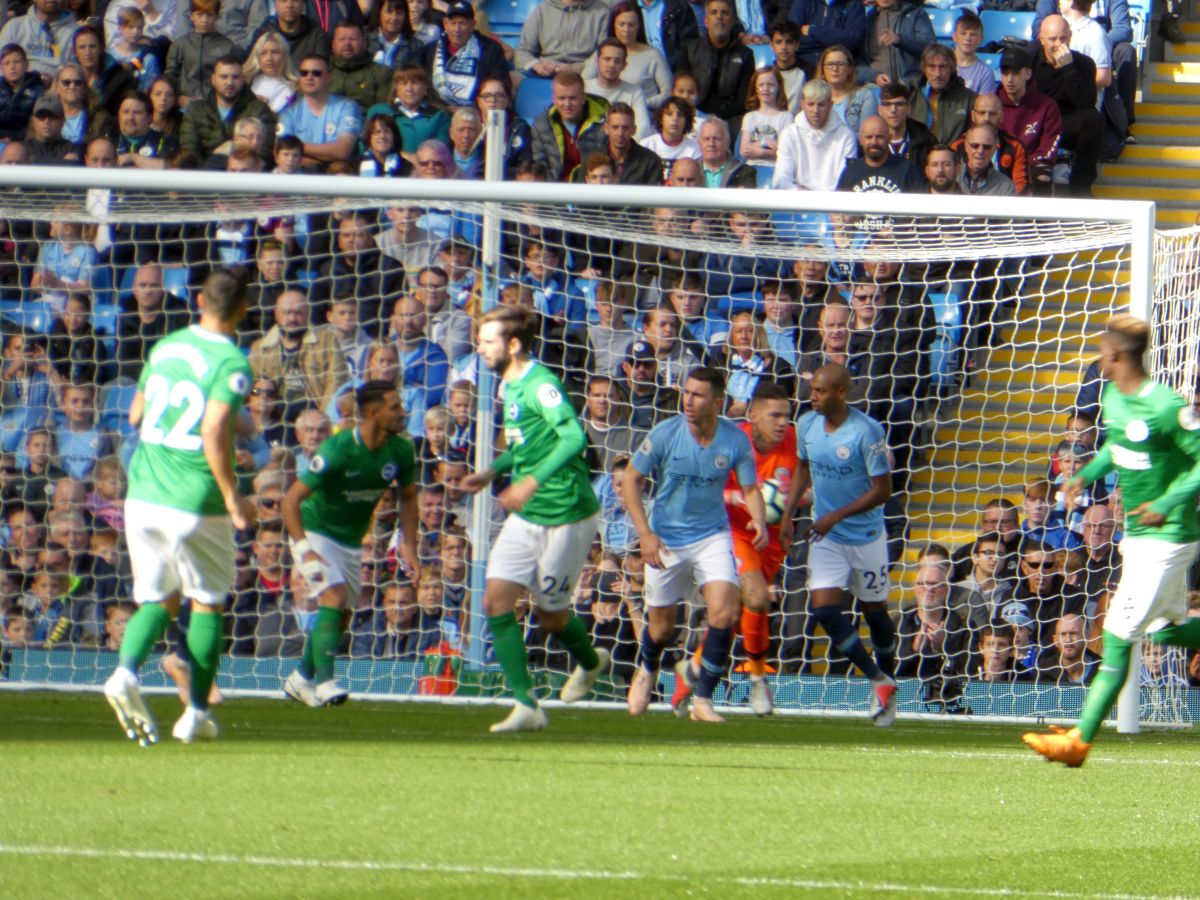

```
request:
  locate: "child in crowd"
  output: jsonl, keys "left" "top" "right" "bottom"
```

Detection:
{"left": 587, "top": 281, "right": 637, "bottom": 378}
{"left": 670, "top": 71, "right": 705, "bottom": 139}
{"left": 33, "top": 215, "right": 96, "bottom": 312}
{"left": 637, "top": 96, "right": 700, "bottom": 182}
{"left": 87, "top": 455, "right": 126, "bottom": 531}
{"left": 770, "top": 21, "right": 805, "bottom": 116}
{"left": 740, "top": 67, "right": 791, "bottom": 170}
{"left": 1049, "top": 440, "right": 1109, "bottom": 540}
{"left": 445, "top": 381, "right": 475, "bottom": 460}
{"left": 1048, "top": 409, "right": 1098, "bottom": 478}
{"left": 165, "top": 0, "right": 236, "bottom": 106}
{"left": 326, "top": 295, "right": 373, "bottom": 381}
{"left": 952, "top": 10, "right": 996, "bottom": 95}
{"left": 1020, "top": 479, "right": 1072, "bottom": 549}
{"left": 109, "top": 6, "right": 162, "bottom": 91}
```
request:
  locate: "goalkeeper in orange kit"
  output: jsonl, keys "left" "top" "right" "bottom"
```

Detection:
{"left": 672, "top": 382, "right": 804, "bottom": 716}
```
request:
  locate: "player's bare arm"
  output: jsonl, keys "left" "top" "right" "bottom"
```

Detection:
{"left": 282, "top": 478, "right": 330, "bottom": 584}
{"left": 620, "top": 466, "right": 662, "bottom": 567}
{"left": 807, "top": 473, "right": 890, "bottom": 540}
{"left": 397, "top": 481, "right": 422, "bottom": 589}
{"left": 201, "top": 398, "right": 255, "bottom": 532}
{"left": 129, "top": 390, "right": 145, "bottom": 428}
{"left": 740, "top": 481, "right": 769, "bottom": 550}
{"left": 779, "top": 460, "right": 807, "bottom": 548}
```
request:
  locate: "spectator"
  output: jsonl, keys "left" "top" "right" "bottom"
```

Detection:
{"left": 324, "top": 295, "right": 372, "bottom": 381}
{"left": 21, "top": 564, "right": 80, "bottom": 647}
{"left": 278, "top": 53, "right": 362, "bottom": 166}
{"left": 423, "top": 2, "right": 507, "bottom": 107}
{"left": 414, "top": 265, "right": 473, "bottom": 363}
{"left": 583, "top": 375, "right": 639, "bottom": 473}
{"left": 114, "top": 90, "right": 177, "bottom": 169}
{"left": 584, "top": 38, "right": 652, "bottom": 137}
{"left": 906, "top": 43, "right": 973, "bottom": 145}
{"left": 252, "top": 0, "right": 331, "bottom": 67}
{"left": 950, "top": 10, "right": 995, "bottom": 95}
{"left": 951, "top": 92, "right": 1029, "bottom": 195}
{"left": 54, "top": 384, "right": 114, "bottom": 481}
{"left": 179, "top": 55, "right": 276, "bottom": 163}
{"left": 1077, "top": 503, "right": 1120, "bottom": 613}
{"left": 796, "top": 300, "right": 870, "bottom": 407}
{"left": 714, "top": 311, "right": 795, "bottom": 417}
{"left": 17, "top": 428, "right": 65, "bottom": 513}
{"left": 474, "top": 76, "right": 534, "bottom": 178}
{"left": 367, "top": 64, "right": 448, "bottom": 154}
{"left": 896, "top": 561, "right": 971, "bottom": 703}
{"left": 230, "top": 520, "right": 297, "bottom": 656}
{"left": 531, "top": 71, "right": 608, "bottom": 181}
{"left": 577, "top": 102, "right": 658, "bottom": 186}
{"left": 103, "top": 0, "right": 180, "bottom": 54}
{"left": 370, "top": 0, "right": 424, "bottom": 69}
{"left": 818, "top": 44, "right": 878, "bottom": 134}
{"left": 968, "top": 623, "right": 1024, "bottom": 682}
{"left": 376, "top": 204, "right": 438, "bottom": 273}
{"left": 697, "top": 116, "right": 755, "bottom": 188}
{"left": 329, "top": 22, "right": 392, "bottom": 113}
{"left": 956, "top": 123, "right": 1016, "bottom": 196}
{"left": 1014, "top": 539, "right": 1083, "bottom": 645}
{"left": 100, "top": 600, "right": 135, "bottom": 653}
{"left": 54, "top": 64, "right": 94, "bottom": 146}
{"left": 87, "top": 456, "right": 126, "bottom": 531}
{"left": 0, "top": 0, "right": 78, "bottom": 78}
{"left": 33, "top": 211, "right": 95, "bottom": 309}
{"left": 952, "top": 530, "right": 1015, "bottom": 632}
{"left": 739, "top": 67, "right": 791, "bottom": 172}
{"left": 0, "top": 44, "right": 46, "bottom": 140}
{"left": 876, "top": 82, "right": 933, "bottom": 169}
{"left": 1031, "top": 15, "right": 1102, "bottom": 196}
{"left": 640, "top": 303, "right": 702, "bottom": 387}
{"left": 515, "top": 0, "right": 610, "bottom": 76}
{"left": 772, "top": 79, "right": 857, "bottom": 191}
{"left": 165, "top": 0, "right": 237, "bottom": 106}
{"left": 950, "top": 497, "right": 1022, "bottom": 582}
{"left": 760, "top": 281, "right": 800, "bottom": 368}
{"left": 290, "top": 408, "right": 331, "bottom": 478}
{"left": 357, "top": 113, "right": 408, "bottom": 177}
{"left": 3, "top": 502, "right": 44, "bottom": 578}
{"left": 836, "top": 114, "right": 922, "bottom": 194}
{"left": 637, "top": 96, "right": 701, "bottom": 181}
{"left": 148, "top": 76, "right": 184, "bottom": 139}
{"left": 72, "top": 25, "right": 138, "bottom": 115}
{"left": 998, "top": 47, "right": 1060, "bottom": 193}
{"left": 1035, "top": 612, "right": 1099, "bottom": 684}
{"left": 1059, "top": 0, "right": 1113, "bottom": 103}
{"left": 115, "top": 262, "right": 192, "bottom": 380}
{"left": 769, "top": 21, "right": 805, "bottom": 115}
{"left": 317, "top": 211, "right": 404, "bottom": 325}
{"left": 586, "top": 281, "right": 637, "bottom": 376}
{"left": 582, "top": 1, "right": 672, "bottom": 109}
{"left": 109, "top": 7, "right": 163, "bottom": 91}
{"left": 243, "top": 30, "right": 299, "bottom": 114}
{"left": 389, "top": 295, "right": 450, "bottom": 437}
{"left": 246, "top": 375, "right": 288, "bottom": 450}
{"left": 780, "top": 0, "right": 866, "bottom": 67}
{"left": 0, "top": 333, "right": 54, "bottom": 454}
{"left": 249, "top": 289, "right": 350, "bottom": 415}
{"left": 859, "top": 0, "right": 934, "bottom": 88}
{"left": 619, "top": 340, "right": 678, "bottom": 430}
{"left": 25, "top": 94, "right": 82, "bottom": 165}
{"left": 1020, "top": 479, "right": 1072, "bottom": 549}
{"left": 447, "top": 106, "right": 483, "bottom": 178}
{"left": 374, "top": 579, "right": 421, "bottom": 658}
{"left": 673, "top": 0, "right": 754, "bottom": 123}
{"left": 48, "top": 293, "right": 109, "bottom": 386}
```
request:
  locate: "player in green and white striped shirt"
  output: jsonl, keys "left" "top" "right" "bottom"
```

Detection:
{"left": 104, "top": 268, "right": 255, "bottom": 747}
{"left": 461, "top": 306, "right": 609, "bottom": 733}
{"left": 281, "top": 380, "right": 421, "bottom": 708}
{"left": 1025, "top": 315, "right": 1200, "bottom": 766}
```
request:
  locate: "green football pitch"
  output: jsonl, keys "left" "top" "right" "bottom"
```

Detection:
{"left": 3, "top": 692, "right": 1198, "bottom": 899}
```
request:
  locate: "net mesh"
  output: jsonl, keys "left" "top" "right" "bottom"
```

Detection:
{"left": 0, "top": 176, "right": 1193, "bottom": 725}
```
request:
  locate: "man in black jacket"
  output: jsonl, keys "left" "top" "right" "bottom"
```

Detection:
{"left": 644, "top": 0, "right": 701, "bottom": 63}
{"left": 574, "top": 102, "right": 662, "bottom": 185}
{"left": 1032, "top": 15, "right": 1102, "bottom": 197}
{"left": 672, "top": 0, "right": 754, "bottom": 123}
{"left": 877, "top": 82, "right": 933, "bottom": 170}
{"left": 252, "top": 0, "right": 332, "bottom": 66}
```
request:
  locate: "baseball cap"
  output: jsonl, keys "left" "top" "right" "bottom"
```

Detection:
{"left": 997, "top": 601, "right": 1034, "bottom": 629}
{"left": 625, "top": 340, "right": 656, "bottom": 364}
{"left": 444, "top": 0, "right": 475, "bottom": 18}
{"left": 32, "top": 94, "right": 64, "bottom": 118}
{"left": 998, "top": 47, "right": 1031, "bottom": 72}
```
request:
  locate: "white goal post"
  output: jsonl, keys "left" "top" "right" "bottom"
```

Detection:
{"left": 0, "top": 147, "right": 1188, "bottom": 731}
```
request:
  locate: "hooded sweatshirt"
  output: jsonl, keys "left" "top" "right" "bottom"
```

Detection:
{"left": 999, "top": 81, "right": 1063, "bottom": 174}
{"left": 514, "top": 0, "right": 610, "bottom": 71}
{"left": 772, "top": 111, "right": 858, "bottom": 192}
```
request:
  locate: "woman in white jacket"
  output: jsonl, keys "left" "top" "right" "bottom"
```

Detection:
{"left": 771, "top": 79, "right": 858, "bottom": 192}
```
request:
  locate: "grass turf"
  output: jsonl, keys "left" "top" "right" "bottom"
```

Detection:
{"left": 2, "top": 691, "right": 1199, "bottom": 899}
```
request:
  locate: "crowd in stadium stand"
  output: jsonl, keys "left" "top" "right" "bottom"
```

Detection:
{"left": 0, "top": 0, "right": 1194, "bottom": 704}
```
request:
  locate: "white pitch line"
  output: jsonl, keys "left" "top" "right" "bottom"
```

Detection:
{"left": 0, "top": 844, "right": 1189, "bottom": 899}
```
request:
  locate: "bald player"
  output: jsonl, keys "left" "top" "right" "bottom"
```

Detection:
{"left": 794, "top": 364, "right": 899, "bottom": 726}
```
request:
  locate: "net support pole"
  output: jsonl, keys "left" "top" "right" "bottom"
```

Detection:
{"left": 1115, "top": 201, "right": 1156, "bottom": 735}
{"left": 465, "top": 110, "right": 507, "bottom": 669}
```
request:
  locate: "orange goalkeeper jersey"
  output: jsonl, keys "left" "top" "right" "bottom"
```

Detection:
{"left": 724, "top": 422, "right": 798, "bottom": 537}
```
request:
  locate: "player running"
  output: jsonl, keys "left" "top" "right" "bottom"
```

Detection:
{"left": 282, "top": 380, "right": 421, "bottom": 708}
{"left": 103, "top": 268, "right": 255, "bottom": 746}
{"left": 461, "top": 306, "right": 609, "bottom": 733}
{"left": 623, "top": 367, "right": 767, "bottom": 723}
{"left": 1024, "top": 315, "right": 1200, "bottom": 766}
{"left": 794, "top": 364, "right": 899, "bottom": 726}
{"left": 672, "top": 382, "right": 803, "bottom": 717}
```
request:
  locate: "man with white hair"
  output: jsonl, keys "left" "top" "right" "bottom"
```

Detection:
{"left": 697, "top": 117, "right": 755, "bottom": 188}
{"left": 772, "top": 79, "right": 857, "bottom": 191}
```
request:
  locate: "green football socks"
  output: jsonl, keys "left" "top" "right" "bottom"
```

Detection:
{"left": 1078, "top": 631, "right": 1133, "bottom": 743}
{"left": 552, "top": 614, "right": 600, "bottom": 671}
{"left": 185, "top": 608, "right": 223, "bottom": 712}
{"left": 118, "top": 603, "right": 171, "bottom": 675}
{"left": 310, "top": 606, "right": 344, "bottom": 683}
{"left": 488, "top": 612, "right": 535, "bottom": 708}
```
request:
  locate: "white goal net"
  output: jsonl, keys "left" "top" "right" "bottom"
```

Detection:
{"left": 0, "top": 164, "right": 1191, "bottom": 728}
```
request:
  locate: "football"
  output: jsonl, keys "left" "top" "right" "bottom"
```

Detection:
{"left": 760, "top": 478, "right": 787, "bottom": 525}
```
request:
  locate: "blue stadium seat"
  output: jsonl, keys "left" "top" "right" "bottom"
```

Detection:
{"left": 99, "top": 378, "right": 138, "bottom": 439}
{"left": 93, "top": 302, "right": 119, "bottom": 336}
{"left": 162, "top": 267, "right": 190, "bottom": 303}
{"left": 0, "top": 299, "right": 53, "bottom": 333}
{"left": 479, "top": 0, "right": 540, "bottom": 35}
{"left": 979, "top": 9, "right": 1035, "bottom": 43}
{"left": 749, "top": 44, "right": 776, "bottom": 68}
{"left": 514, "top": 76, "right": 554, "bottom": 123}
{"left": 978, "top": 52, "right": 1001, "bottom": 79}
{"left": 927, "top": 7, "right": 961, "bottom": 43}
{"left": 927, "top": 285, "right": 968, "bottom": 390}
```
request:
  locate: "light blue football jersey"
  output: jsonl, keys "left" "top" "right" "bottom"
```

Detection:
{"left": 796, "top": 407, "right": 890, "bottom": 545}
{"left": 631, "top": 415, "right": 757, "bottom": 548}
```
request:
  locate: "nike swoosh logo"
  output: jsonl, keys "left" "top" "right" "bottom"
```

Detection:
{"left": 346, "top": 471, "right": 361, "bottom": 477}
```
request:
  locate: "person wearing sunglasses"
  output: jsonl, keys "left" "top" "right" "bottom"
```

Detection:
{"left": 276, "top": 51, "right": 361, "bottom": 167}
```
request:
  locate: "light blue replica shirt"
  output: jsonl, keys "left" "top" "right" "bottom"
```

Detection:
{"left": 631, "top": 414, "right": 756, "bottom": 548}
{"left": 796, "top": 407, "right": 889, "bottom": 545}
{"left": 278, "top": 94, "right": 362, "bottom": 146}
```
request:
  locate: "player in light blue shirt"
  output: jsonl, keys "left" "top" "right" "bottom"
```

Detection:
{"left": 623, "top": 367, "right": 766, "bottom": 722}
{"left": 277, "top": 54, "right": 362, "bottom": 166}
{"left": 794, "top": 363, "right": 899, "bottom": 726}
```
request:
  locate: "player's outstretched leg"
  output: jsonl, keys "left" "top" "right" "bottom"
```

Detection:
{"left": 105, "top": 601, "right": 172, "bottom": 746}
{"left": 173, "top": 605, "right": 223, "bottom": 743}
{"left": 287, "top": 606, "right": 349, "bottom": 708}
{"left": 487, "top": 609, "right": 547, "bottom": 733}
{"left": 630, "top": 626, "right": 668, "bottom": 717}
{"left": 861, "top": 602, "right": 898, "bottom": 726}
{"left": 556, "top": 613, "right": 611, "bottom": 703}
{"left": 809, "top": 597, "right": 895, "bottom": 727}
{"left": 689, "top": 583, "right": 741, "bottom": 723}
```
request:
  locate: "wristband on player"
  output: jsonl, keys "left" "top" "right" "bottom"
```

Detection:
{"left": 293, "top": 538, "right": 312, "bottom": 558}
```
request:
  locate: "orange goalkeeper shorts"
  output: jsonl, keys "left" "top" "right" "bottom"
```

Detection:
{"left": 732, "top": 529, "right": 784, "bottom": 582}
